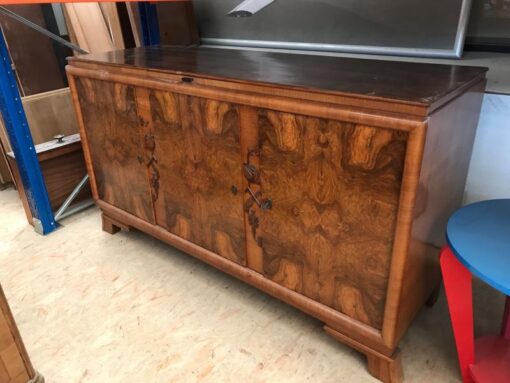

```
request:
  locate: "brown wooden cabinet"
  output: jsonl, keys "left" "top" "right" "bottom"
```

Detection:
{"left": 67, "top": 47, "right": 487, "bottom": 383}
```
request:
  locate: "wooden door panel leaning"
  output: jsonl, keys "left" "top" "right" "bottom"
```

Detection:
{"left": 66, "top": 46, "right": 487, "bottom": 383}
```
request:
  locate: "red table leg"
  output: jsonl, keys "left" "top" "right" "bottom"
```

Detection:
{"left": 440, "top": 245, "right": 475, "bottom": 383}
{"left": 503, "top": 296, "right": 510, "bottom": 340}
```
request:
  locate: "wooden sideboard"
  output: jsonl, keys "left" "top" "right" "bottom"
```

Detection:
{"left": 66, "top": 47, "right": 486, "bottom": 383}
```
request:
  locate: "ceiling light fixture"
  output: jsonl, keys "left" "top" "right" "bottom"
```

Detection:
{"left": 227, "top": 0, "right": 276, "bottom": 17}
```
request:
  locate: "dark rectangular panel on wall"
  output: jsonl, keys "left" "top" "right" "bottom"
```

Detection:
{"left": 157, "top": 2, "right": 200, "bottom": 46}
{"left": 0, "top": 5, "right": 67, "bottom": 95}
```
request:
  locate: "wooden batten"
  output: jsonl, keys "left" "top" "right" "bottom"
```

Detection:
{"left": 63, "top": 2, "right": 119, "bottom": 54}
{"left": 99, "top": 3, "right": 125, "bottom": 50}
{"left": 126, "top": 2, "right": 142, "bottom": 47}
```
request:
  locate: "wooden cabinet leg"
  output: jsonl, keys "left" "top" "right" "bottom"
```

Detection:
{"left": 366, "top": 350, "right": 403, "bottom": 383}
{"left": 101, "top": 213, "right": 129, "bottom": 235}
{"left": 30, "top": 370, "right": 45, "bottom": 383}
{"left": 324, "top": 326, "right": 403, "bottom": 383}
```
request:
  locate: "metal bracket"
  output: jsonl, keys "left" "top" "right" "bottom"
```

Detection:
{"left": 54, "top": 174, "right": 92, "bottom": 222}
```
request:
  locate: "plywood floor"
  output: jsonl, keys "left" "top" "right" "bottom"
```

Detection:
{"left": 0, "top": 187, "right": 505, "bottom": 382}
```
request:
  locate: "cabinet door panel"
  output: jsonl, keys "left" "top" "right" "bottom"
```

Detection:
{"left": 148, "top": 90, "right": 246, "bottom": 265}
{"left": 75, "top": 78, "right": 154, "bottom": 223}
{"left": 248, "top": 110, "right": 408, "bottom": 329}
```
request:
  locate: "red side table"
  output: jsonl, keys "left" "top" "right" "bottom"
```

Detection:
{"left": 440, "top": 199, "right": 510, "bottom": 383}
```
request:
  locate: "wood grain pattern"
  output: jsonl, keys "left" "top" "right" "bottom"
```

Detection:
{"left": 145, "top": 90, "right": 246, "bottom": 265}
{"left": 251, "top": 110, "right": 407, "bottom": 328}
{"left": 75, "top": 77, "right": 154, "bottom": 223}
{"left": 100, "top": 201, "right": 390, "bottom": 355}
{"left": 65, "top": 64, "right": 427, "bottom": 129}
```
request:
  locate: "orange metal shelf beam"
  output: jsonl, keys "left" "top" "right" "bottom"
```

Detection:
{"left": 0, "top": 0, "right": 189, "bottom": 4}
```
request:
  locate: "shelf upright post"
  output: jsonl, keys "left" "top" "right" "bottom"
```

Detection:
{"left": 138, "top": 2, "right": 160, "bottom": 46}
{"left": 0, "top": 30, "right": 56, "bottom": 234}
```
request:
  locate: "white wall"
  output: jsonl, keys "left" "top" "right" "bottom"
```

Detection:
{"left": 464, "top": 93, "right": 510, "bottom": 204}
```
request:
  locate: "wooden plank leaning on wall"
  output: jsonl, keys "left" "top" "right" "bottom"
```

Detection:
{"left": 0, "top": 5, "right": 67, "bottom": 96}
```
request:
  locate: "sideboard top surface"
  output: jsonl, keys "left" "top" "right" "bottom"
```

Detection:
{"left": 68, "top": 46, "right": 487, "bottom": 111}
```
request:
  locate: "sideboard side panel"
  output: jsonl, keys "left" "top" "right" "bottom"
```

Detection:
{"left": 391, "top": 80, "right": 486, "bottom": 347}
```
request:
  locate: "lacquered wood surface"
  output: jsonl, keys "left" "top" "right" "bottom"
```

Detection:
{"left": 69, "top": 46, "right": 487, "bottom": 107}
{"left": 389, "top": 81, "right": 485, "bottom": 347}
{"left": 145, "top": 89, "right": 246, "bottom": 265}
{"left": 252, "top": 111, "right": 407, "bottom": 328}
{"left": 75, "top": 78, "right": 154, "bottom": 223}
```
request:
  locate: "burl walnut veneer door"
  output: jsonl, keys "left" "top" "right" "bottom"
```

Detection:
{"left": 143, "top": 89, "right": 246, "bottom": 265}
{"left": 74, "top": 78, "right": 155, "bottom": 223}
{"left": 244, "top": 109, "right": 408, "bottom": 329}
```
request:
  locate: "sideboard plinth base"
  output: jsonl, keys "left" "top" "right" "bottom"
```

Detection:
{"left": 102, "top": 213, "right": 130, "bottom": 235}
{"left": 324, "top": 325, "right": 403, "bottom": 383}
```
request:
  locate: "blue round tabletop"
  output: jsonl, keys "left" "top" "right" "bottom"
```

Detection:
{"left": 446, "top": 199, "right": 510, "bottom": 296}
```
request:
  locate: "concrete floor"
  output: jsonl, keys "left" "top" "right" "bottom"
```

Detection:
{"left": 0, "top": 187, "right": 505, "bottom": 383}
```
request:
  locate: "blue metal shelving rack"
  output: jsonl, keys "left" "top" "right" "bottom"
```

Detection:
{"left": 0, "top": 2, "right": 159, "bottom": 235}
{"left": 138, "top": 2, "right": 160, "bottom": 46}
{"left": 0, "top": 31, "right": 56, "bottom": 234}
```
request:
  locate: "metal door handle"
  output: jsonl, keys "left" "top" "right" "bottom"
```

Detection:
{"left": 246, "top": 187, "right": 272, "bottom": 210}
